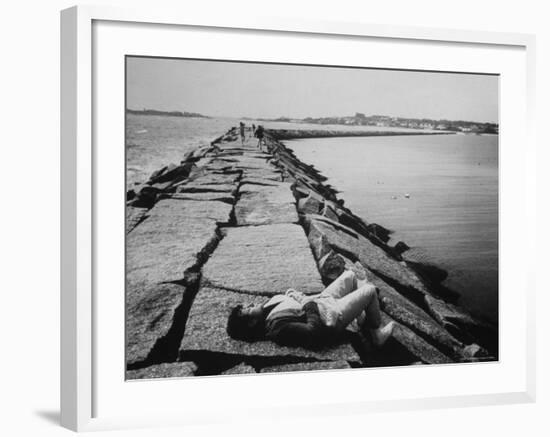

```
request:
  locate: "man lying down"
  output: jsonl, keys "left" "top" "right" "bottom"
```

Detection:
{"left": 226, "top": 269, "right": 395, "bottom": 349}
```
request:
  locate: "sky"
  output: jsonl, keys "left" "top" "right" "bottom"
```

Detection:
{"left": 126, "top": 57, "right": 499, "bottom": 123}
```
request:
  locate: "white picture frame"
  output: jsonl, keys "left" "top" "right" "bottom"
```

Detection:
{"left": 60, "top": 5, "right": 536, "bottom": 432}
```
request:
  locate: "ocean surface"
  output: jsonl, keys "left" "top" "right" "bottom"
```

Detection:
{"left": 126, "top": 114, "right": 236, "bottom": 188}
{"left": 126, "top": 114, "right": 498, "bottom": 323}
{"left": 286, "top": 134, "right": 498, "bottom": 323}
{"left": 126, "top": 114, "right": 430, "bottom": 188}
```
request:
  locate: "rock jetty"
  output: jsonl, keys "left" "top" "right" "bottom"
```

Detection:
{"left": 125, "top": 127, "right": 497, "bottom": 380}
{"left": 269, "top": 129, "right": 453, "bottom": 140}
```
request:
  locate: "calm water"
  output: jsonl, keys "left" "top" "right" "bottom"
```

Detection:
{"left": 126, "top": 114, "right": 236, "bottom": 188}
{"left": 126, "top": 115, "right": 498, "bottom": 323}
{"left": 126, "top": 114, "right": 429, "bottom": 188}
{"left": 286, "top": 135, "right": 498, "bottom": 323}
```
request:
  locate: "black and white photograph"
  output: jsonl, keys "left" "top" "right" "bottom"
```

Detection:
{"left": 4, "top": 0, "right": 549, "bottom": 434}
{"left": 125, "top": 56, "right": 499, "bottom": 380}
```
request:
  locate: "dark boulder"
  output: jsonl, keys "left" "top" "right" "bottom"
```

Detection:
{"left": 318, "top": 251, "right": 346, "bottom": 284}
{"left": 151, "top": 180, "right": 176, "bottom": 192}
{"left": 149, "top": 166, "right": 168, "bottom": 182}
{"left": 290, "top": 181, "right": 310, "bottom": 199}
{"left": 129, "top": 184, "right": 160, "bottom": 208}
{"left": 297, "top": 194, "right": 323, "bottom": 215}
{"left": 126, "top": 189, "right": 136, "bottom": 201}
{"left": 393, "top": 241, "right": 410, "bottom": 255}
{"left": 150, "top": 162, "right": 194, "bottom": 184}
{"left": 366, "top": 223, "right": 392, "bottom": 243}
{"left": 405, "top": 259, "right": 448, "bottom": 284}
{"left": 306, "top": 223, "right": 333, "bottom": 261}
{"left": 321, "top": 203, "right": 339, "bottom": 222}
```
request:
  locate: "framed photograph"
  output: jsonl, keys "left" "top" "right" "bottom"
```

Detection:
{"left": 61, "top": 5, "right": 536, "bottom": 432}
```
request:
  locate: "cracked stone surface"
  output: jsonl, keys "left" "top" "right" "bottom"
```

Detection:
{"left": 147, "top": 199, "right": 233, "bottom": 223}
{"left": 259, "top": 360, "right": 351, "bottom": 373}
{"left": 126, "top": 282, "right": 188, "bottom": 366}
{"left": 127, "top": 218, "right": 220, "bottom": 287}
{"left": 127, "top": 200, "right": 231, "bottom": 287}
{"left": 239, "top": 169, "right": 282, "bottom": 181}
{"left": 203, "top": 224, "right": 324, "bottom": 295}
{"left": 202, "top": 162, "right": 238, "bottom": 173}
{"left": 126, "top": 206, "right": 149, "bottom": 234}
{"left": 185, "top": 173, "right": 241, "bottom": 185}
{"left": 227, "top": 155, "right": 275, "bottom": 170}
{"left": 180, "top": 287, "right": 359, "bottom": 362}
{"left": 176, "top": 183, "right": 238, "bottom": 195}
{"left": 235, "top": 183, "right": 298, "bottom": 226}
{"left": 162, "top": 192, "right": 234, "bottom": 203}
{"left": 240, "top": 177, "right": 282, "bottom": 187}
{"left": 126, "top": 362, "right": 198, "bottom": 380}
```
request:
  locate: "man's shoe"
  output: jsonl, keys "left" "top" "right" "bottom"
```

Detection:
{"left": 371, "top": 322, "right": 395, "bottom": 347}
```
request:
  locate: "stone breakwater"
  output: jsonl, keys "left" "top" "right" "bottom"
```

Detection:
{"left": 125, "top": 127, "right": 497, "bottom": 380}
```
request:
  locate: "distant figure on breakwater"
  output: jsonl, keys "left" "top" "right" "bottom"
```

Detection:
{"left": 226, "top": 270, "right": 395, "bottom": 349}
{"left": 252, "top": 124, "right": 256, "bottom": 136}
{"left": 255, "top": 125, "right": 265, "bottom": 150}
{"left": 239, "top": 122, "right": 246, "bottom": 144}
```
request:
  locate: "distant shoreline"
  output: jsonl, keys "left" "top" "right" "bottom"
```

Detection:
{"left": 268, "top": 129, "right": 455, "bottom": 141}
{"left": 126, "top": 108, "right": 209, "bottom": 118}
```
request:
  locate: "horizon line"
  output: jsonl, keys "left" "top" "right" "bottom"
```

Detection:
{"left": 126, "top": 107, "right": 499, "bottom": 126}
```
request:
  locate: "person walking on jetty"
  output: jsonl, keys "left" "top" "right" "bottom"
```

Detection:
{"left": 226, "top": 270, "right": 395, "bottom": 349}
{"left": 255, "top": 124, "right": 265, "bottom": 151}
{"left": 239, "top": 121, "right": 246, "bottom": 145}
